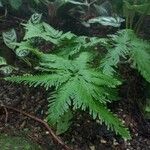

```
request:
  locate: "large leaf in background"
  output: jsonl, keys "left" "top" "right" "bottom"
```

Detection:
{"left": 0, "top": 66, "right": 14, "bottom": 75}
{"left": 0, "top": 56, "right": 14, "bottom": 75}
{"left": 0, "top": 56, "right": 7, "bottom": 66}
{"left": 88, "top": 16, "right": 125, "bottom": 27}
{"left": 16, "top": 49, "right": 30, "bottom": 57}
{"left": 0, "top": 0, "right": 3, "bottom": 7}
{"left": 28, "top": 13, "right": 42, "bottom": 24}
{"left": 12, "top": 41, "right": 31, "bottom": 57}
{"left": 8, "top": 0, "right": 22, "bottom": 10}
{"left": 2, "top": 29, "right": 17, "bottom": 50}
{"left": 2, "top": 28, "right": 30, "bottom": 57}
{"left": 55, "top": 0, "right": 89, "bottom": 6}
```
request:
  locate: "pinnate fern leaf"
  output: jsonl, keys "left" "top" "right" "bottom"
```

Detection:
{"left": 101, "top": 29, "right": 150, "bottom": 83}
{"left": 23, "top": 17, "right": 74, "bottom": 45}
{"left": 21, "top": 13, "right": 107, "bottom": 58}
{"left": 4, "top": 14, "right": 132, "bottom": 139}
{"left": 5, "top": 52, "right": 130, "bottom": 139}
{"left": 131, "top": 38, "right": 150, "bottom": 83}
{"left": 101, "top": 29, "right": 132, "bottom": 75}
{"left": 5, "top": 73, "right": 71, "bottom": 90}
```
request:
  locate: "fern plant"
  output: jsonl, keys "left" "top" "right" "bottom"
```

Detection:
{"left": 19, "top": 13, "right": 107, "bottom": 58}
{"left": 3, "top": 14, "right": 131, "bottom": 139}
{"left": 0, "top": 56, "right": 14, "bottom": 75}
{"left": 101, "top": 29, "right": 150, "bottom": 84}
{"left": 5, "top": 50, "right": 131, "bottom": 139}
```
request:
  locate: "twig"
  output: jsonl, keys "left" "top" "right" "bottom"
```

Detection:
{"left": 3, "top": 106, "right": 8, "bottom": 123}
{"left": 0, "top": 101, "right": 8, "bottom": 123}
{"left": 1, "top": 105, "right": 72, "bottom": 150}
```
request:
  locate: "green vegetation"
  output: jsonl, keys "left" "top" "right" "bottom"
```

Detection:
{"left": 4, "top": 14, "right": 130, "bottom": 139}
{"left": 0, "top": 0, "right": 150, "bottom": 146}
{"left": 101, "top": 29, "right": 150, "bottom": 82}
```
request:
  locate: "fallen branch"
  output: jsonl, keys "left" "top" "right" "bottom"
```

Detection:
{"left": 3, "top": 106, "right": 8, "bottom": 123}
{"left": 0, "top": 105, "right": 72, "bottom": 150}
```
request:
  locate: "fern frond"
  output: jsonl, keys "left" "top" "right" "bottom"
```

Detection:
{"left": 5, "top": 18, "right": 132, "bottom": 140}
{"left": 101, "top": 45, "right": 129, "bottom": 75}
{"left": 85, "top": 37, "right": 108, "bottom": 48}
{"left": 23, "top": 21, "right": 74, "bottom": 45}
{"left": 73, "top": 52, "right": 93, "bottom": 69}
{"left": 91, "top": 102, "right": 131, "bottom": 140}
{"left": 101, "top": 29, "right": 132, "bottom": 75}
{"left": 47, "top": 73, "right": 129, "bottom": 139}
{"left": 131, "top": 38, "right": 150, "bottom": 83}
{"left": 5, "top": 51, "right": 130, "bottom": 139}
{"left": 38, "top": 53, "right": 74, "bottom": 71}
{"left": 101, "top": 29, "right": 150, "bottom": 82}
{"left": 47, "top": 79, "right": 75, "bottom": 124}
{"left": 82, "top": 69, "right": 121, "bottom": 87}
{"left": 5, "top": 73, "right": 71, "bottom": 90}
{"left": 23, "top": 14, "right": 108, "bottom": 58}
{"left": 72, "top": 79, "right": 130, "bottom": 139}
{"left": 23, "top": 23, "right": 44, "bottom": 40}
{"left": 43, "top": 22, "right": 63, "bottom": 38}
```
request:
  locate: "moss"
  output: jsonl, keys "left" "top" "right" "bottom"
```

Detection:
{"left": 0, "top": 134, "right": 42, "bottom": 150}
